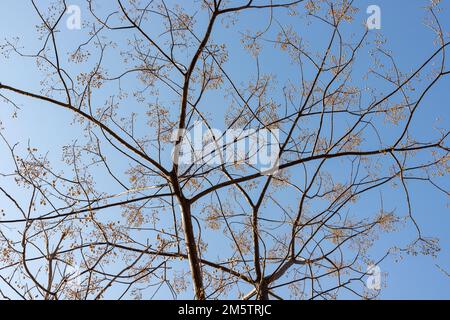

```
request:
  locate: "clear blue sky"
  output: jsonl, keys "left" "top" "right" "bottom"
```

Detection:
{"left": 0, "top": 0, "right": 449, "bottom": 299}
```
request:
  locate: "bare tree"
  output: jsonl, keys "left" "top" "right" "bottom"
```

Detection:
{"left": 0, "top": 0, "right": 448, "bottom": 300}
